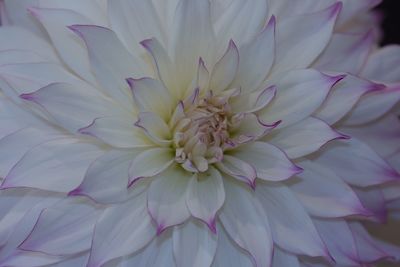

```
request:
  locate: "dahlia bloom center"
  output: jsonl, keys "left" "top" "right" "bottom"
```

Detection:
{"left": 173, "top": 89, "right": 235, "bottom": 173}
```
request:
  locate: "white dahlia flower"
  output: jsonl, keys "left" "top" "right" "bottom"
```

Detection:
{"left": 0, "top": 0, "right": 400, "bottom": 266}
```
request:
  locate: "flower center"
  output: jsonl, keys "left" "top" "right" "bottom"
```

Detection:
{"left": 173, "top": 90, "right": 233, "bottom": 173}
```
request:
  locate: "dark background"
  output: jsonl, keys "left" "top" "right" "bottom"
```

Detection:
{"left": 377, "top": 0, "right": 400, "bottom": 45}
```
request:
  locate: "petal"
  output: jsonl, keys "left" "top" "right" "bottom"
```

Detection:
{"left": 28, "top": 7, "right": 97, "bottom": 84}
{"left": 0, "top": 127, "right": 64, "bottom": 178}
{"left": 231, "top": 141, "right": 301, "bottom": 182}
{"left": 120, "top": 229, "right": 174, "bottom": 267}
{"left": 314, "top": 74, "right": 381, "bottom": 125}
{"left": 361, "top": 45, "right": 400, "bottom": 83}
{"left": 87, "top": 193, "right": 155, "bottom": 267}
{"left": 135, "top": 112, "right": 172, "bottom": 146}
{"left": 291, "top": 160, "right": 370, "bottom": 218}
{"left": 272, "top": 3, "right": 341, "bottom": 74}
{"left": 108, "top": 0, "right": 164, "bottom": 56}
{"left": 313, "top": 31, "right": 374, "bottom": 74}
{"left": 230, "top": 86, "right": 276, "bottom": 114}
{"left": 259, "top": 69, "right": 343, "bottom": 128}
{"left": 230, "top": 113, "right": 280, "bottom": 144}
{"left": 211, "top": 0, "right": 268, "bottom": 50}
{"left": 0, "top": 62, "right": 88, "bottom": 94}
{"left": 20, "top": 82, "right": 125, "bottom": 132}
{"left": 69, "top": 25, "right": 147, "bottom": 109}
{"left": 20, "top": 198, "right": 101, "bottom": 256}
{"left": 1, "top": 138, "right": 103, "bottom": 192}
{"left": 212, "top": 222, "right": 253, "bottom": 267}
{"left": 209, "top": 40, "right": 239, "bottom": 93}
{"left": 349, "top": 222, "right": 396, "bottom": 263}
{"left": 173, "top": 220, "right": 217, "bottom": 267}
{"left": 219, "top": 179, "right": 273, "bottom": 267}
{"left": 215, "top": 155, "right": 256, "bottom": 188}
{"left": 37, "top": 0, "right": 107, "bottom": 25}
{"left": 0, "top": 26, "right": 58, "bottom": 62}
{"left": 186, "top": 167, "right": 225, "bottom": 232}
{"left": 79, "top": 116, "right": 152, "bottom": 148}
{"left": 314, "top": 138, "right": 400, "bottom": 187}
{"left": 129, "top": 147, "right": 174, "bottom": 183}
{"left": 147, "top": 165, "right": 191, "bottom": 234}
{"left": 172, "top": 0, "right": 215, "bottom": 95}
{"left": 272, "top": 248, "right": 300, "bottom": 267}
{"left": 341, "top": 85, "right": 400, "bottom": 126}
{"left": 127, "top": 77, "right": 174, "bottom": 121}
{"left": 231, "top": 17, "right": 275, "bottom": 93}
{"left": 353, "top": 187, "right": 387, "bottom": 223}
{"left": 140, "top": 38, "right": 177, "bottom": 95}
{"left": 71, "top": 150, "right": 145, "bottom": 204}
{"left": 256, "top": 183, "right": 329, "bottom": 258}
{"left": 313, "top": 219, "right": 360, "bottom": 266}
{"left": 266, "top": 117, "right": 347, "bottom": 158}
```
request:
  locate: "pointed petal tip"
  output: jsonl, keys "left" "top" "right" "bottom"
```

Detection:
{"left": 329, "top": 1, "right": 343, "bottom": 18}
{"left": 68, "top": 187, "right": 83, "bottom": 196}
{"left": 20, "top": 92, "right": 36, "bottom": 101}
{"left": 207, "top": 217, "right": 218, "bottom": 234}
{"left": 139, "top": 38, "right": 153, "bottom": 49}
{"left": 156, "top": 224, "right": 166, "bottom": 236}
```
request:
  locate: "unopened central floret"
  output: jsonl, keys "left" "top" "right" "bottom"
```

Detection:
{"left": 173, "top": 91, "right": 233, "bottom": 173}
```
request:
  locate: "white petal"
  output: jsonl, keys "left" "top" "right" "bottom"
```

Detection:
{"left": 0, "top": 62, "right": 88, "bottom": 94}
{"left": 141, "top": 38, "right": 177, "bottom": 95}
{"left": 216, "top": 155, "right": 256, "bottom": 188}
{"left": 173, "top": 220, "right": 217, "bottom": 267}
{"left": 20, "top": 82, "right": 126, "bottom": 132}
{"left": 267, "top": 117, "right": 347, "bottom": 158}
{"left": 314, "top": 74, "right": 381, "bottom": 125}
{"left": 127, "top": 77, "right": 174, "bottom": 121}
{"left": 87, "top": 193, "right": 155, "bottom": 267}
{"left": 129, "top": 147, "right": 174, "bottom": 182}
{"left": 272, "top": 3, "right": 341, "bottom": 74}
{"left": 0, "top": 26, "right": 58, "bottom": 61}
{"left": 1, "top": 138, "right": 103, "bottom": 192}
{"left": 38, "top": 0, "right": 107, "bottom": 25}
{"left": 0, "top": 50, "right": 44, "bottom": 65}
{"left": 108, "top": 0, "right": 164, "bottom": 57}
{"left": 211, "top": 0, "right": 268, "bottom": 50}
{"left": 71, "top": 150, "right": 145, "bottom": 204}
{"left": 313, "top": 31, "right": 374, "bottom": 74}
{"left": 171, "top": 0, "right": 215, "bottom": 95}
{"left": 272, "top": 248, "right": 300, "bottom": 267}
{"left": 69, "top": 25, "right": 147, "bottom": 109}
{"left": 20, "top": 198, "right": 101, "bottom": 256}
{"left": 349, "top": 222, "right": 396, "bottom": 263}
{"left": 79, "top": 116, "right": 152, "bottom": 148}
{"left": 259, "top": 69, "right": 343, "bottom": 128}
{"left": 0, "top": 127, "right": 64, "bottom": 178}
{"left": 209, "top": 40, "right": 239, "bottom": 93}
{"left": 219, "top": 179, "right": 273, "bottom": 267}
{"left": 230, "top": 86, "right": 276, "bottom": 114}
{"left": 0, "top": 251, "right": 63, "bottom": 267}
{"left": 353, "top": 187, "right": 387, "bottom": 223}
{"left": 212, "top": 222, "right": 253, "bottom": 267}
{"left": 120, "top": 229, "right": 174, "bottom": 267}
{"left": 28, "top": 7, "right": 97, "bottom": 84}
{"left": 313, "top": 219, "right": 360, "bottom": 266}
{"left": 186, "top": 167, "right": 225, "bottom": 232}
{"left": 135, "top": 112, "right": 171, "bottom": 146}
{"left": 256, "top": 183, "right": 329, "bottom": 258}
{"left": 291, "top": 160, "right": 370, "bottom": 218}
{"left": 341, "top": 85, "right": 400, "bottom": 125}
{"left": 340, "top": 114, "right": 400, "bottom": 159}
{"left": 361, "top": 45, "right": 400, "bottom": 83}
{"left": 147, "top": 165, "right": 191, "bottom": 234}
{"left": 314, "top": 138, "right": 400, "bottom": 187}
{"left": 231, "top": 141, "right": 301, "bottom": 182}
{"left": 231, "top": 17, "right": 275, "bottom": 92}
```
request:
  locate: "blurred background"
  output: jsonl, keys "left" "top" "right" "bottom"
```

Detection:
{"left": 370, "top": 2, "right": 400, "bottom": 267}
{"left": 377, "top": 0, "right": 400, "bottom": 45}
